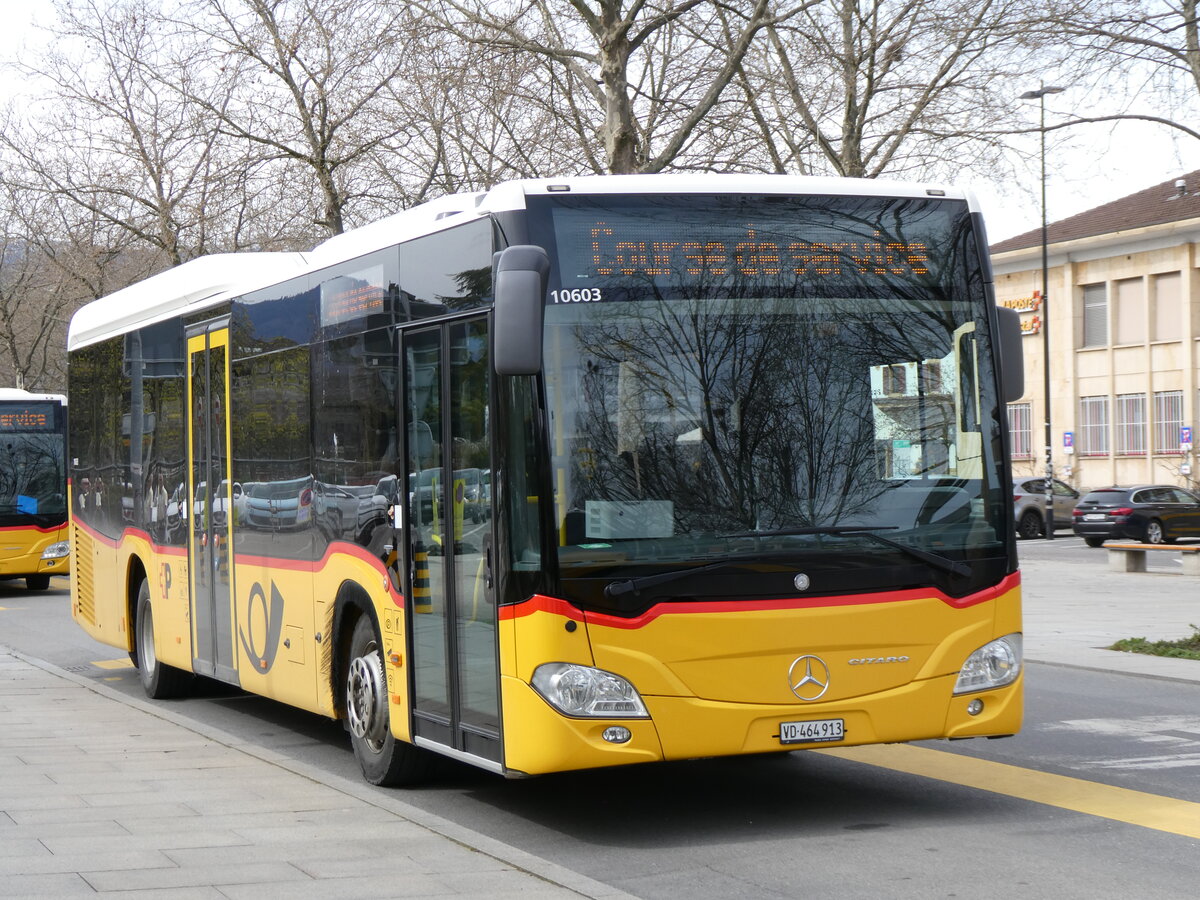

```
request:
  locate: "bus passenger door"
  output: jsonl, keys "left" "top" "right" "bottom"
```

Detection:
{"left": 187, "top": 322, "right": 238, "bottom": 684}
{"left": 401, "top": 315, "right": 500, "bottom": 768}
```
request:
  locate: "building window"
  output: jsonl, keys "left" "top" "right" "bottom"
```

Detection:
{"left": 1079, "top": 396, "right": 1109, "bottom": 456}
{"left": 1154, "top": 390, "right": 1184, "bottom": 454}
{"left": 1114, "top": 393, "right": 1147, "bottom": 456}
{"left": 920, "top": 360, "right": 942, "bottom": 394}
{"left": 1082, "top": 283, "right": 1107, "bottom": 348}
{"left": 1153, "top": 273, "right": 1181, "bottom": 342}
{"left": 883, "top": 364, "right": 907, "bottom": 395}
{"left": 1007, "top": 402, "right": 1032, "bottom": 459}
{"left": 1113, "top": 278, "right": 1145, "bottom": 345}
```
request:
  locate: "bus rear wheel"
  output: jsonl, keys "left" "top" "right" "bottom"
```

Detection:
{"left": 345, "top": 614, "right": 433, "bottom": 786}
{"left": 133, "top": 580, "right": 190, "bottom": 699}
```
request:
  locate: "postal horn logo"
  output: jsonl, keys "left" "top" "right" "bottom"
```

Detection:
{"left": 788, "top": 654, "right": 831, "bottom": 701}
{"left": 239, "top": 581, "right": 285, "bottom": 673}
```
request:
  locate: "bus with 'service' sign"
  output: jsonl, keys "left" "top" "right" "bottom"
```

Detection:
{"left": 0, "top": 388, "right": 69, "bottom": 590}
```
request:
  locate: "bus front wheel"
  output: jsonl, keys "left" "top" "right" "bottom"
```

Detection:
{"left": 26, "top": 575, "right": 50, "bottom": 591}
{"left": 133, "top": 580, "right": 190, "bottom": 699}
{"left": 345, "top": 614, "right": 433, "bottom": 786}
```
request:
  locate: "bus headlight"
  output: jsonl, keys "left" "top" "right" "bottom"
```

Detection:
{"left": 41, "top": 541, "right": 70, "bottom": 560}
{"left": 954, "top": 633, "right": 1022, "bottom": 695}
{"left": 531, "top": 663, "right": 649, "bottom": 718}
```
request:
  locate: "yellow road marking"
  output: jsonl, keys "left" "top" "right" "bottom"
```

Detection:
{"left": 818, "top": 744, "right": 1200, "bottom": 840}
{"left": 92, "top": 658, "right": 134, "bottom": 670}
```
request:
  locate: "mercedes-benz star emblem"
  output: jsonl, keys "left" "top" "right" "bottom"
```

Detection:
{"left": 788, "top": 654, "right": 831, "bottom": 701}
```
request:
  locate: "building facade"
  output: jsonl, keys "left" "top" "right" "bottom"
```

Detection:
{"left": 990, "top": 172, "right": 1200, "bottom": 493}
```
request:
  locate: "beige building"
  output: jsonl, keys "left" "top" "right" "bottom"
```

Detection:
{"left": 990, "top": 172, "right": 1200, "bottom": 493}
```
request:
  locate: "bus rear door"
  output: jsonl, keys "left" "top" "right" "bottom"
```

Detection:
{"left": 187, "top": 321, "right": 238, "bottom": 683}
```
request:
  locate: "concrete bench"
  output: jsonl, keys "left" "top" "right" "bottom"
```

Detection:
{"left": 1105, "top": 543, "right": 1200, "bottom": 575}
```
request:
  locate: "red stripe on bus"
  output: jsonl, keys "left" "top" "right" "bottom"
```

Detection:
{"left": 70, "top": 520, "right": 184, "bottom": 555}
{"left": 499, "top": 572, "right": 1020, "bottom": 629}
{"left": 70, "top": 522, "right": 399, "bottom": 603}
{"left": 0, "top": 522, "right": 67, "bottom": 535}
{"left": 233, "top": 541, "right": 405, "bottom": 607}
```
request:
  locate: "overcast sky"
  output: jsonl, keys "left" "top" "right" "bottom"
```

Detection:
{"left": 4, "top": 5, "right": 1199, "bottom": 244}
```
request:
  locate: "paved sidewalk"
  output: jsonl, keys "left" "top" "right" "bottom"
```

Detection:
{"left": 1, "top": 550, "right": 1196, "bottom": 898}
{"left": 1021, "top": 554, "right": 1200, "bottom": 684}
{"left": 0, "top": 649, "right": 635, "bottom": 900}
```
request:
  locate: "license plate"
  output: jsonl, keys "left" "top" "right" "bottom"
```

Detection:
{"left": 779, "top": 718, "right": 845, "bottom": 745}
{"left": 1084, "top": 513, "right": 1105, "bottom": 521}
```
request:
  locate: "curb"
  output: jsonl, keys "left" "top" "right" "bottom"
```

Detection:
{"left": 1026, "top": 654, "right": 1200, "bottom": 686}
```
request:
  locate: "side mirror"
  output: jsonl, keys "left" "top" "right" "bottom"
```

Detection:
{"left": 995, "top": 307, "right": 1024, "bottom": 403}
{"left": 493, "top": 245, "right": 550, "bottom": 376}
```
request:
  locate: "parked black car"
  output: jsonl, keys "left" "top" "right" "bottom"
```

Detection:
{"left": 1071, "top": 485, "right": 1200, "bottom": 547}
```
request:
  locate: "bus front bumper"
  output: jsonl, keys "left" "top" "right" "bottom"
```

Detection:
{"left": 500, "top": 672, "right": 1022, "bottom": 776}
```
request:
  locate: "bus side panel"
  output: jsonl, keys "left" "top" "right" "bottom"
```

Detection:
{"left": 75, "top": 527, "right": 194, "bottom": 672}
{"left": 229, "top": 544, "right": 402, "bottom": 721}
{"left": 70, "top": 522, "right": 128, "bottom": 652}
{"left": 142, "top": 543, "right": 192, "bottom": 673}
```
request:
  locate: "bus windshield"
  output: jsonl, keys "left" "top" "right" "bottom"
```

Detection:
{"left": 529, "top": 193, "right": 1006, "bottom": 606}
{"left": 0, "top": 401, "right": 67, "bottom": 525}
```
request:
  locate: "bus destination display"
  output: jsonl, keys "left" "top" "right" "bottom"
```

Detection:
{"left": 0, "top": 403, "right": 58, "bottom": 433}
{"left": 544, "top": 196, "right": 964, "bottom": 303}
{"left": 585, "top": 224, "right": 929, "bottom": 279}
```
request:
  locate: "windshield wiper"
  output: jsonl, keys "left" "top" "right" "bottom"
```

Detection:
{"left": 724, "top": 525, "right": 969, "bottom": 578}
{"left": 603, "top": 526, "right": 969, "bottom": 600}
{"left": 722, "top": 526, "right": 891, "bottom": 538}
{"left": 604, "top": 560, "right": 730, "bottom": 600}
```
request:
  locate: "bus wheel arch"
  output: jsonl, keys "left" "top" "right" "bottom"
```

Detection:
{"left": 330, "top": 581, "right": 374, "bottom": 720}
{"left": 332, "top": 582, "right": 433, "bottom": 786}
{"left": 126, "top": 556, "right": 149, "bottom": 662}
{"left": 130, "top": 565, "right": 190, "bottom": 699}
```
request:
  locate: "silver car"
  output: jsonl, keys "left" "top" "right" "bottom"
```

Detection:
{"left": 1014, "top": 477, "right": 1079, "bottom": 539}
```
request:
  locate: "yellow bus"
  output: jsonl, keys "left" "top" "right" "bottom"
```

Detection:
{"left": 68, "top": 175, "right": 1026, "bottom": 785}
{"left": 0, "top": 388, "right": 70, "bottom": 590}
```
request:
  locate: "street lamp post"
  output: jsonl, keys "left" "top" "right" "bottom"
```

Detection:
{"left": 1020, "top": 84, "right": 1066, "bottom": 540}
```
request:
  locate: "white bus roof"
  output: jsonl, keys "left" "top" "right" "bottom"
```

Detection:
{"left": 0, "top": 388, "right": 67, "bottom": 404}
{"left": 69, "top": 174, "right": 979, "bottom": 351}
{"left": 69, "top": 253, "right": 310, "bottom": 351}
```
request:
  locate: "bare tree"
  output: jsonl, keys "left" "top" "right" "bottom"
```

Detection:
{"left": 740, "top": 0, "right": 1053, "bottom": 179}
{"left": 0, "top": 177, "right": 113, "bottom": 390}
{"left": 419, "top": 0, "right": 815, "bottom": 174}
{"left": 361, "top": 22, "right": 572, "bottom": 208}
{"left": 174, "top": 0, "right": 430, "bottom": 236}
{"left": 2, "top": 0, "right": 237, "bottom": 268}
{"left": 1040, "top": 0, "right": 1200, "bottom": 142}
